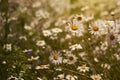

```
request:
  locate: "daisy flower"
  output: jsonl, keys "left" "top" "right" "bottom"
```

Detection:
{"left": 104, "top": 21, "right": 114, "bottom": 27}
{"left": 65, "top": 17, "right": 85, "bottom": 37}
{"left": 77, "top": 65, "right": 89, "bottom": 72}
{"left": 89, "top": 20, "right": 105, "bottom": 36}
{"left": 70, "top": 19, "right": 84, "bottom": 33}
{"left": 91, "top": 74, "right": 102, "bottom": 80}
{"left": 107, "top": 33, "right": 118, "bottom": 44}
{"left": 3, "top": 43, "right": 12, "bottom": 51}
{"left": 74, "top": 14, "right": 85, "bottom": 22}
{"left": 66, "top": 74, "right": 78, "bottom": 80}
{"left": 36, "top": 40, "right": 46, "bottom": 47}
{"left": 49, "top": 51, "right": 62, "bottom": 65}
{"left": 35, "top": 64, "right": 49, "bottom": 70}
{"left": 42, "top": 30, "right": 52, "bottom": 37}
{"left": 104, "top": 20, "right": 120, "bottom": 33}
{"left": 65, "top": 53, "right": 78, "bottom": 64}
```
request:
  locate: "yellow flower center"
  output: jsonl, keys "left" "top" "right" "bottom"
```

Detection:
{"left": 40, "top": 65, "right": 45, "bottom": 68}
{"left": 81, "top": 65, "right": 86, "bottom": 70}
{"left": 45, "top": 32, "right": 48, "bottom": 34}
{"left": 71, "top": 25, "right": 78, "bottom": 30}
{"left": 53, "top": 55, "right": 59, "bottom": 60}
{"left": 93, "top": 26, "right": 99, "bottom": 31}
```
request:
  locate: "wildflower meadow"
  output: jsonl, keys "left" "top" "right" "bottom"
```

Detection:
{"left": 0, "top": 0, "right": 120, "bottom": 80}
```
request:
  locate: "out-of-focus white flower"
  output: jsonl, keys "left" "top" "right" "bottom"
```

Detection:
{"left": 35, "top": 9, "right": 49, "bottom": 19}
{"left": 117, "top": 1, "right": 120, "bottom": 6}
{"left": 94, "top": 58, "right": 99, "bottom": 62}
{"left": 49, "top": 51, "right": 62, "bottom": 64}
{"left": 118, "top": 35, "right": 120, "bottom": 44}
{"left": 18, "top": 77, "right": 24, "bottom": 80}
{"left": 24, "top": 25, "right": 32, "bottom": 31}
{"left": 105, "top": 21, "right": 114, "bottom": 27}
{"left": 114, "top": 54, "right": 120, "bottom": 60}
{"left": 30, "top": 19, "right": 39, "bottom": 27}
{"left": 55, "top": 18, "right": 66, "bottom": 26}
{"left": 69, "top": 44, "right": 82, "bottom": 51}
{"left": 81, "top": 5, "right": 89, "bottom": 11}
{"left": 7, "top": 75, "right": 18, "bottom": 80}
{"left": 101, "top": 63, "right": 111, "bottom": 69}
{"left": 42, "top": 30, "right": 52, "bottom": 37}
{"left": 63, "top": 59, "right": 68, "bottom": 64}
{"left": 28, "top": 56, "right": 39, "bottom": 61}
{"left": 51, "top": 28, "right": 62, "bottom": 34}
{"left": 65, "top": 34, "right": 72, "bottom": 39}
{"left": 49, "top": 0, "right": 70, "bottom": 14}
{"left": 85, "top": 16, "right": 94, "bottom": 22}
{"left": 37, "top": 77, "right": 42, "bottom": 80}
{"left": 79, "top": 52, "right": 87, "bottom": 60}
{"left": 32, "top": 1, "right": 41, "bottom": 8}
{"left": 104, "top": 20, "right": 115, "bottom": 32}
{"left": 66, "top": 74, "right": 78, "bottom": 80}
{"left": 100, "top": 41, "right": 108, "bottom": 51}
{"left": 100, "top": 11, "right": 109, "bottom": 17}
{"left": 23, "top": 49, "right": 32, "bottom": 53}
{"left": 50, "top": 35, "right": 58, "bottom": 40}
{"left": 2, "top": 61, "right": 6, "bottom": 64}
{"left": 4, "top": 43, "right": 12, "bottom": 51}
{"left": 36, "top": 40, "right": 46, "bottom": 47}
{"left": 55, "top": 67, "right": 62, "bottom": 71}
{"left": 54, "top": 74, "right": 65, "bottom": 80}
{"left": 77, "top": 65, "right": 89, "bottom": 72}
{"left": 19, "top": 7, "right": 27, "bottom": 13}
{"left": 35, "top": 64, "right": 49, "bottom": 70}
{"left": 91, "top": 74, "right": 102, "bottom": 80}
{"left": 19, "top": 36, "right": 27, "bottom": 41}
